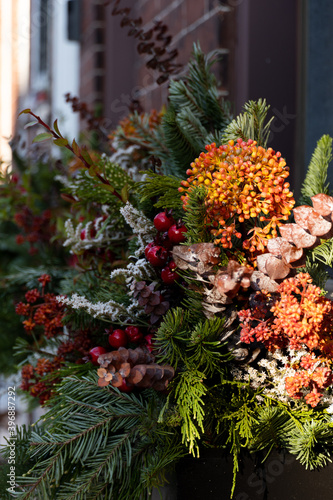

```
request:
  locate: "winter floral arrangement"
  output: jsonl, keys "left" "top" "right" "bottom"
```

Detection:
{"left": 3, "top": 45, "right": 333, "bottom": 499}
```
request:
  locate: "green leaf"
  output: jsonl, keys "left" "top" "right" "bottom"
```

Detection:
{"left": 121, "top": 184, "right": 129, "bottom": 203}
{"left": 18, "top": 108, "right": 31, "bottom": 117}
{"left": 32, "top": 132, "right": 53, "bottom": 143}
{"left": 99, "top": 183, "right": 115, "bottom": 193}
{"left": 53, "top": 119, "right": 63, "bottom": 137}
{"left": 24, "top": 120, "right": 38, "bottom": 129}
{"left": 80, "top": 146, "right": 93, "bottom": 166}
{"left": 72, "top": 138, "right": 80, "bottom": 156}
{"left": 53, "top": 138, "right": 69, "bottom": 147}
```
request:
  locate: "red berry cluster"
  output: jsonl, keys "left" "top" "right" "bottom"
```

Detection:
{"left": 145, "top": 211, "right": 186, "bottom": 284}
{"left": 106, "top": 325, "right": 154, "bottom": 352}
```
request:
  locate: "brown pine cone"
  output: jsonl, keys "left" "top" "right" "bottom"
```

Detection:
{"left": 97, "top": 346, "right": 174, "bottom": 391}
{"left": 131, "top": 281, "right": 169, "bottom": 324}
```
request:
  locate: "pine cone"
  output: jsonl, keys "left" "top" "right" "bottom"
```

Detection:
{"left": 256, "top": 193, "right": 333, "bottom": 281}
{"left": 131, "top": 281, "right": 169, "bottom": 324}
{"left": 97, "top": 346, "right": 174, "bottom": 391}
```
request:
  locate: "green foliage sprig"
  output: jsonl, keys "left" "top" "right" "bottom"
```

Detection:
{"left": 300, "top": 134, "right": 332, "bottom": 204}
{"left": 11, "top": 374, "right": 185, "bottom": 499}
{"left": 222, "top": 98, "right": 273, "bottom": 147}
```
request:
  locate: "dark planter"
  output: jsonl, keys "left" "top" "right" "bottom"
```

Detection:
{"left": 151, "top": 449, "right": 333, "bottom": 500}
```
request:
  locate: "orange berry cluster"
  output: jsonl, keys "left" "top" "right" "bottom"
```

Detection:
{"left": 179, "top": 139, "right": 295, "bottom": 257}
{"left": 238, "top": 273, "right": 333, "bottom": 407}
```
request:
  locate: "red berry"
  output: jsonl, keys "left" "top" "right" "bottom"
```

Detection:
{"left": 144, "top": 333, "right": 155, "bottom": 353}
{"left": 144, "top": 241, "right": 155, "bottom": 258}
{"left": 80, "top": 230, "right": 86, "bottom": 240}
{"left": 161, "top": 262, "right": 179, "bottom": 284}
{"left": 169, "top": 261, "right": 177, "bottom": 271}
{"left": 153, "top": 212, "right": 175, "bottom": 232}
{"left": 90, "top": 226, "right": 97, "bottom": 238}
{"left": 161, "top": 232, "right": 174, "bottom": 250}
{"left": 118, "top": 379, "right": 134, "bottom": 393}
{"left": 89, "top": 346, "right": 107, "bottom": 365}
{"left": 146, "top": 245, "right": 169, "bottom": 267}
{"left": 168, "top": 224, "right": 187, "bottom": 244}
{"left": 108, "top": 329, "right": 128, "bottom": 349}
{"left": 125, "top": 326, "right": 144, "bottom": 343}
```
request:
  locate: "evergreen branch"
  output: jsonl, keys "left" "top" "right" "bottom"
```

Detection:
{"left": 286, "top": 419, "right": 333, "bottom": 469}
{"left": 174, "top": 369, "right": 207, "bottom": 456}
{"left": 187, "top": 316, "right": 231, "bottom": 376}
{"left": 300, "top": 134, "right": 332, "bottom": 203}
{"left": 162, "top": 106, "right": 199, "bottom": 176}
{"left": 182, "top": 185, "right": 212, "bottom": 244}
{"left": 222, "top": 98, "right": 273, "bottom": 147}
{"left": 309, "top": 237, "right": 333, "bottom": 267}
{"left": 13, "top": 375, "right": 177, "bottom": 499}
{"left": 299, "top": 259, "right": 329, "bottom": 288}
{"left": 249, "top": 406, "right": 294, "bottom": 454}
{"left": 136, "top": 170, "right": 184, "bottom": 213}
{"left": 154, "top": 307, "right": 191, "bottom": 368}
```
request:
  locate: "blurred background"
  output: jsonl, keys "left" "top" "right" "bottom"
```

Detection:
{"left": 0, "top": 0, "right": 333, "bottom": 443}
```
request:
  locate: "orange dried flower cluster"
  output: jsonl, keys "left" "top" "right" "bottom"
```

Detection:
{"left": 285, "top": 357, "right": 332, "bottom": 408}
{"left": 15, "top": 276, "right": 65, "bottom": 338}
{"left": 179, "top": 139, "right": 295, "bottom": 257}
{"left": 238, "top": 273, "right": 333, "bottom": 407}
{"left": 20, "top": 356, "right": 64, "bottom": 404}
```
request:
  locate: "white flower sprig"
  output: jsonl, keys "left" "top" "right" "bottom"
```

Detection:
{"left": 120, "top": 202, "right": 155, "bottom": 257}
{"left": 56, "top": 293, "right": 144, "bottom": 323}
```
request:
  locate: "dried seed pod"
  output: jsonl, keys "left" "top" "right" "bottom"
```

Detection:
{"left": 256, "top": 253, "right": 273, "bottom": 274}
{"left": 293, "top": 205, "right": 316, "bottom": 229}
{"left": 250, "top": 270, "right": 279, "bottom": 292}
{"left": 265, "top": 255, "right": 290, "bottom": 280}
{"left": 307, "top": 211, "right": 332, "bottom": 236}
{"left": 266, "top": 238, "right": 303, "bottom": 263}
{"left": 279, "top": 223, "right": 319, "bottom": 249}
{"left": 311, "top": 193, "right": 333, "bottom": 216}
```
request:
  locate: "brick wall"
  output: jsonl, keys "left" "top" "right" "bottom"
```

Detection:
{"left": 132, "top": 0, "right": 235, "bottom": 112}
{"left": 80, "top": 0, "right": 106, "bottom": 111}
{"left": 92, "top": 0, "right": 236, "bottom": 126}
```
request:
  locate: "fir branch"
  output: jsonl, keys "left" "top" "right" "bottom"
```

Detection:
{"left": 188, "top": 316, "right": 231, "bottom": 376}
{"left": 309, "top": 237, "right": 333, "bottom": 267}
{"left": 154, "top": 308, "right": 191, "bottom": 369}
{"left": 300, "top": 134, "right": 332, "bottom": 204}
{"left": 162, "top": 43, "right": 232, "bottom": 176}
{"left": 287, "top": 419, "right": 333, "bottom": 469}
{"left": 222, "top": 98, "right": 273, "bottom": 147}
{"left": 162, "top": 105, "right": 199, "bottom": 176}
{"left": 14, "top": 375, "right": 182, "bottom": 499}
{"left": 249, "top": 406, "right": 293, "bottom": 454}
